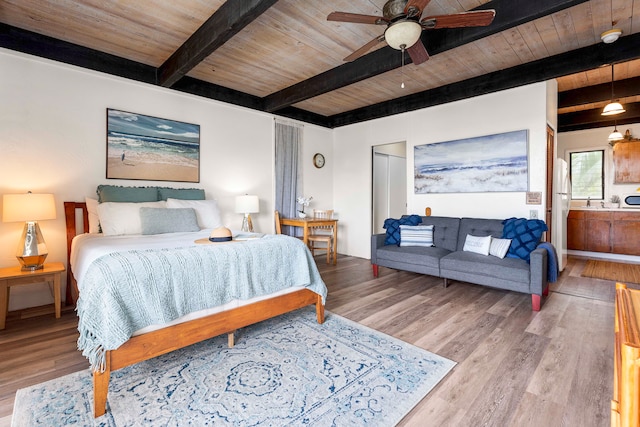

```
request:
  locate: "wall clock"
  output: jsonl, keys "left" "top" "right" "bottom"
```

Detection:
{"left": 313, "top": 153, "right": 325, "bottom": 168}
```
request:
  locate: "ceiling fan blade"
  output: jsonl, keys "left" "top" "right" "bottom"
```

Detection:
{"left": 344, "top": 35, "right": 387, "bottom": 62}
{"left": 404, "top": 0, "right": 432, "bottom": 18}
{"left": 327, "top": 11, "right": 388, "bottom": 25}
{"left": 407, "top": 40, "right": 430, "bottom": 65}
{"left": 421, "top": 10, "right": 496, "bottom": 29}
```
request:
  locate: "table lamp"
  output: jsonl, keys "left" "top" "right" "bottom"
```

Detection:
{"left": 2, "top": 192, "right": 56, "bottom": 271}
{"left": 235, "top": 195, "right": 259, "bottom": 232}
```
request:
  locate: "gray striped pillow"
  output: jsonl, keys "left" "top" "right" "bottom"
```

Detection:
{"left": 399, "top": 224, "right": 434, "bottom": 247}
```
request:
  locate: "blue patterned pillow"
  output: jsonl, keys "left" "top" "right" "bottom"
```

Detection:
{"left": 502, "top": 217, "right": 548, "bottom": 262}
{"left": 383, "top": 215, "right": 423, "bottom": 246}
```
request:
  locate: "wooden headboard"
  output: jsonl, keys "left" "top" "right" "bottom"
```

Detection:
{"left": 64, "top": 202, "right": 88, "bottom": 306}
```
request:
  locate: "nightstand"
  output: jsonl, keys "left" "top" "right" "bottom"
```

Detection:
{"left": 0, "top": 262, "right": 65, "bottom": 330}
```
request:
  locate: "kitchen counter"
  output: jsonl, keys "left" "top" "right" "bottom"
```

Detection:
{"left": 568, "top": 209, "right": 640, "bottom": 255}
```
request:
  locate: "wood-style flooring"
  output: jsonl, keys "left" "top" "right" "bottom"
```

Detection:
{"left": 0, "top": 255, "right": 629, "bottom": 426}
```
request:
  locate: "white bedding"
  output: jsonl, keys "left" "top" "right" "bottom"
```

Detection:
{"left": 71, "top": 230, "right": 304, "bottom": 336}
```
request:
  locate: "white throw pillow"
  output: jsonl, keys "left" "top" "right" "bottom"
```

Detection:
{"left": 399, "top": 224, "right": 434, "bottom": 247}
{"left": 97, "top": 201, "right": 166, "bottom": 236}
{"left": 462, "top": 234, "right": 491, "bottom": 256}
{"left": 166, "top": 198, "right": 222, "bottom": 229}
{"left": 85, "top": 197, "right": 101, "bottom": 234}
{"left": 489, "top": 237, "right": 512, "bottom": 259}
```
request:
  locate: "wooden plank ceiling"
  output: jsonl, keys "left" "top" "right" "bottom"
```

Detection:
{"left": 0, "top": 0, "right": 639, "bottom": 130}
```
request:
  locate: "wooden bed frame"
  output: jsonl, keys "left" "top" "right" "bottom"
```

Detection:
{"left": 64, "top": 202, "right": 325, "bottom": 418}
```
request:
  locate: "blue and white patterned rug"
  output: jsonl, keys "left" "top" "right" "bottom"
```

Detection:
{"left": 12, "top": 307, "right": 455, "bottom": 426}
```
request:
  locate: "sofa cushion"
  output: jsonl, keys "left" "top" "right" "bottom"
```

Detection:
{"left": 383, "top": 215, "right": 422, "bottom": 246}
{"left": 456, "top": 218, "right": 505, "bottom": 251}
{"left": 463, "top": 234, "right": 491, "bottom": 255}
{"left": 440, "top": 250, "right": 530, "bottom": 284}
{"left": 399, "top": 225, "right": 434, "bottom": 247}
{"left": 502, "top": 217, "right": 548, "bottom": 262}
{"left": 417, "top": 216, "right": 461, "bottom": 252}
{"left": 376, "top": 244, "right": 451, "bottom": 269}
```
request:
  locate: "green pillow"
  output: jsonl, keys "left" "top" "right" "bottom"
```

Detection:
{"left": 158, "top": 187, "right": 205, "bottom": 201}
{"left": 97, "top": 185, "right": 158, "bottom": 203}
{"left": 139, "top": 207, "right": 199, "bottom": 235}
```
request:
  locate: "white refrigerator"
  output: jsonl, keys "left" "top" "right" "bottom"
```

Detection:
{"left": 553, "top": 158, "right": 571, "bottom": 272}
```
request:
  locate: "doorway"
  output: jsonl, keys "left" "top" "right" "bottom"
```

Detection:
{"left": 372, "top": 142, "right": 407, "bottom": 234}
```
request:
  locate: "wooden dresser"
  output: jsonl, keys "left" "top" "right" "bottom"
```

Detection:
{"left": 612, "top": 283, "right": 640, "bottom": 427}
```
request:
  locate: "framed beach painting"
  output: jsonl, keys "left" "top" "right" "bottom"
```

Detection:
{"left": 106, "top": 109, "right": 200, "bottom": 182}
{"left": 414, "top": 130, "right": 528, "bottom": 194}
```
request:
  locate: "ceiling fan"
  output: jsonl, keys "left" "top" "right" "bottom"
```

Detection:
{"left": 327, "top": 0, "right": 496, "bottom": 65}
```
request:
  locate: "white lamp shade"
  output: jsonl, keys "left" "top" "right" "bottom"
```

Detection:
{"left": 601, "top": 102, "right": 625, "bottom": 116}
{"left": 235, "top": 195, "right": 259, "bottom": 214}
{"left": 608, "top": 129, "right": 624, "bottom": 141}
{"left": 384, "top": 20, "right": 422, "bottom": 50}
{"left": 3, "top": 193, "right": 56, "bottom": 222}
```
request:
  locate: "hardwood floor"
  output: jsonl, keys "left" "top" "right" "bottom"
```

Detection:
{"left": 0, "top": 255, "right": 626, "bottom": 426}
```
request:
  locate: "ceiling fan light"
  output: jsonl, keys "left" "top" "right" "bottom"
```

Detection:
{"left": 600, "top": 29, "right": 622, "bottom": 44}
{"left": 602, "top": 102, "right": 625, "bottom": 116}
{"left": 384, "top": 20, "right": 422, "bottom": 50}
{"left": 608, "top": 128, "right": 623, "bottom": 141}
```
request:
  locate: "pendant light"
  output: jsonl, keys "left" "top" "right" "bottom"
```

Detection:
{"left": 602, "top": 64, "right": 625, "bottom": 116}
{"left": 608, "top": 120, "right": 623, "bottom": 142}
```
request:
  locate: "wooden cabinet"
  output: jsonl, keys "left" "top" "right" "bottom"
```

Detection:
{"left": 567, "top": 210, "right": 586, "bottom": 251}
{"left": 612, "top": 211, "right": 640, "bottom": 256}
{"left": 568, "top": 210, "right": 640, "bottom": 255}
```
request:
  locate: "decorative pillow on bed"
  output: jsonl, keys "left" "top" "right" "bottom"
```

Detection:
{"left": 96, "top": 185, "right": 159, "bottom": 203}
{"left": 383, "top": 215, "right": 422, "bottom": 246}
{"left": 166, "top": 198, "right": 222, "bottom": 229}
{"left": 502, "top": 217, "right": 548, "bottom": 262}
{"left": 399, "top": 225, "right": 434, "bottom": 247}
{"left": 140, "top": 207, "right": 200, "bottom": 235}
{"left": 85, "top": 197, "right": 101, "bottom": 234}
{"left": 462, "top": 234, "right": 491, "bottom": 256}
{"left": 158, "top": 187, "right": 205, "bottom": 201}
{"left": 97, "top": 201, "right": 166, "bottom": 236}
{"left": 489, "top": 237, "right": 512, "bottom": 259}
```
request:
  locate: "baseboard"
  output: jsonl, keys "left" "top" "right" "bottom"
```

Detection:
{"left": 568, "top": 250, "right": 640, "bottom": 263}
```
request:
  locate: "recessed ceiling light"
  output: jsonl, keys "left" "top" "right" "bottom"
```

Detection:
{"left": 601, "top": 29, "right": 622, "bottom": 44}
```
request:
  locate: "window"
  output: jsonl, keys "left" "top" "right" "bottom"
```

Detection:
{"left": 569, "top": 150, "right": 604, "bottom": 200}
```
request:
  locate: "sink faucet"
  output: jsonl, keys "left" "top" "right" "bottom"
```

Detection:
{"left": 601, "top": 201, "right": 605, "bottom": 208}
{"left": 587, "top": 197, "right": 591, "bottom": 207}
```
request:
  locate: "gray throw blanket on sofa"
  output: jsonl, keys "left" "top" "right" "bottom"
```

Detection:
{"left": 77, "top": 235, "right": 327, "bottom": 371}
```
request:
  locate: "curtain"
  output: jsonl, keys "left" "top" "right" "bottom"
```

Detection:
{"left": 274, "top": 119, "right": 303, "bottom": 236}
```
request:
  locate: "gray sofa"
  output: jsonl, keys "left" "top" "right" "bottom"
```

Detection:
{"left": 371, "top": 216, "right": 549, "bottom": 311}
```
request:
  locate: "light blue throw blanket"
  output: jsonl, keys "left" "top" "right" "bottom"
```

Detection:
{"left": 77, "top": 234, "right": 327, "bottom": 371}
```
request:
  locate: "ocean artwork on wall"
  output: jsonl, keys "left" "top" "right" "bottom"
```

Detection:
{"left": 106, "top": 109, "right": 200, "bottom": 182}
{"left": 414, "top": 130, "right": 529, "bottom": 194}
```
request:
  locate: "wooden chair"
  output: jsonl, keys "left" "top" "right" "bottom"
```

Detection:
{"left": 274, "top": 210, "right": 282, "bottom": 234}
{"left": 308, "top": 209, "right": 334, "bottom": 264}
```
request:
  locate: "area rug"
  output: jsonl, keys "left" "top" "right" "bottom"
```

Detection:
{"left": 12, "top": 307, "right": 455, "bottom": 427}
{"left": 581, "top": 259, "right": 640, "bottom": 284}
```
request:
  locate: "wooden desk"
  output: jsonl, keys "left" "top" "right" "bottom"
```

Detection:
{"left": 0, "top": 262, "right": 65, "bottom": 330}
{"left": 280, "top": 217, "right": 338, "bottom": 265}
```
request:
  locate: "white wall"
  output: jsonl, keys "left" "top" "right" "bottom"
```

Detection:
{"left": 0, "top": 49, "right": 333, "bottom": 309}
{"left": 333, "top": 82, "right": 553, "bottom": 258}
{"left": 558, "top": 123, "right": 640, "bottom": 207}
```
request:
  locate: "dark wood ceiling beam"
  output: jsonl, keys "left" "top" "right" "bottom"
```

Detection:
{"left": 263, "top": 0, "right": 589, "bottom": 112}
{"left": 558, "top": 102, "right": 640, "bottom": 132}
{"left": 0, "top": 23, "right": 157, "bottom": 84}
{"left": 158, "top": 0, "right": 279, "bottom": 88}
{"left": 329, "top": 33, "right": 640, "bottom": 127}
{"left": 558, "top": 76, "right": 640, "bottom": 108}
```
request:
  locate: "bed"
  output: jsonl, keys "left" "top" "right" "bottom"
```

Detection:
{"left": 64, "top": 193, "right": 326, "bottom": 418}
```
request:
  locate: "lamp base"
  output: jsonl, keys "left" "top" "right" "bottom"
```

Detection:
{"left": 16, "top": 221, "right": 48, "bottom": 271}
{"left": 241, "top": 214, "right": 254, "bottom": 233}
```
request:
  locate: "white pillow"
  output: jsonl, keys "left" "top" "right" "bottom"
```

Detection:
{"left": 166, "top": 198, "right": 222, "bottom": 229}
{"left": 97, "top": 201, "right": 166, "bottom": 236}
{"left": 489, "top": 237, "right": 512, "bottom": 259}
{"left": 85, "top": 197, "right": 101, "bottom": 234}
{"left": 463, "top": 234, "right": 491, "bottom": 256}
